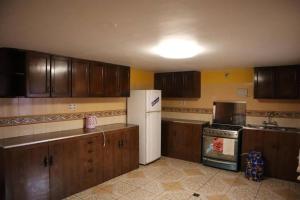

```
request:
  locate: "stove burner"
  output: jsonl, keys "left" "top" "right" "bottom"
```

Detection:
{"left": 210, "top": 123, "right": 242, "bottom": 131}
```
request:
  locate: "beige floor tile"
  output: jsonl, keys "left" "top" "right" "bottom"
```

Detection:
{"left": 121, "top": 188, "right": 155, "bottom": 200}
{"left": 65, "top": 157, "right": 298, "bottom": 200}
{"left": 183, "top": 168, "right": 204, "bottom": 176}
{"left": 205, "top": 194, "right": 230, "bottom": 200}
{"left": 95, "top": 181, "right": 137, "bottom": 197}
{"left": 154, "top": 190, "right": 195, "bottom": 200}
{"left": 162, "top": 181, "right": 184, "bottom": 191}
{"left": 141, "top": 180, "right": 165, "bottom": 194}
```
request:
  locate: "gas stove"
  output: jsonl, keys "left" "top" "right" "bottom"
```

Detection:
{"left": 203, "top": 124, "right": 243, "bottom": 139}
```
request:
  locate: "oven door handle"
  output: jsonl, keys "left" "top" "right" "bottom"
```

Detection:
{"left": 202, "top": 135, "right": 238, "bottom": 140}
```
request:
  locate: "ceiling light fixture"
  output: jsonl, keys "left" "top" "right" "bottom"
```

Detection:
{"left": 151, "top": 38, "right": 204, "bottom": 59}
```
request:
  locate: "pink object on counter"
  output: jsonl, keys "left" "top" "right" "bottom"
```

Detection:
{"left": 85, "top": 115, "right": 97, "bottom": 129}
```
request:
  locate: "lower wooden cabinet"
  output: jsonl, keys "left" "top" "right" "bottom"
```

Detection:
{"left": 103, "top": 127, "right": 139, "bottom": 181}
{"left": 241, "top": 129, "right": 300, "bottom": 181}
{"left": 0, "top": 126, "right": 139, "bottom": 200}
{"left": 2, "top": 143, "right": 50, "bottom": 200}
{"left": 161, "top": 120, "right": 206, "bottom": 162}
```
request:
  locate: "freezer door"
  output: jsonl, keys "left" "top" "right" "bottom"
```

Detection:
{"left": 145, "top": 112, "right": 161, "bottom": 164}
{"left": 146, "top": 90, "right": 161, "bottom": 112}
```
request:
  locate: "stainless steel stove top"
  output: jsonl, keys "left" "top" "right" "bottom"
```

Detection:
{"left": 203, "top": 124, "right": 242, "bottom": 139}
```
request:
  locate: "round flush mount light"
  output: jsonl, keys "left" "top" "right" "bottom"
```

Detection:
{"left": 151, "top": 38, "right": 204, "bottom": 59}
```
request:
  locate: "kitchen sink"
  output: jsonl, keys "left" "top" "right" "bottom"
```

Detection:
{"left": 246, "top": 124, "right": 299, "bottom": 133}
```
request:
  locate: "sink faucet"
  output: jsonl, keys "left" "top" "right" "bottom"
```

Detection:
{"left": 262, "top": 112, "right": 278, "bottom": 127}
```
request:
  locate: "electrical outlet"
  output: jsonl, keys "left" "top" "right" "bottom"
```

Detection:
{"left": 68, "top": 104, "right": 77, "bottom": 111}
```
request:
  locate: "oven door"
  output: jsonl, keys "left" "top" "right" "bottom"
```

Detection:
{"left": 202, "top": 135, "right": 238, "bottom": 162}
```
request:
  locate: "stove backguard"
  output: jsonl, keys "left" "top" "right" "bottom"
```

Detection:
{"left": 212, "top": 101, "right": 246, "bottom": 126}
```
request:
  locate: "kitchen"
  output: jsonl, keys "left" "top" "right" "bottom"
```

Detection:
{"left": 0, "top": 1, "right": 300, "bottom": 200}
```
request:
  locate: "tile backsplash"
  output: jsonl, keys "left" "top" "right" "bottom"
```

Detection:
{"left": 0, "top": 97, "right": 127, "bottom": 139}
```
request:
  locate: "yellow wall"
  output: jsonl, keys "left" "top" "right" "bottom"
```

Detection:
{"left": 130, "top": 67, "right": 154, "bottom": 90}
{"left": 163, "top": 67, "right": 300, "bottom": 112}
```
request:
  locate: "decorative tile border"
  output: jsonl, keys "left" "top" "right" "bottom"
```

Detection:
{"left": 162, "top": 107, "right": 213, "bottom": 114}
{"left": 0, "top": 109, "right": 126, "bottom": 127}
{"left": 162, "top": 106, "right": 300, "bottom": 119}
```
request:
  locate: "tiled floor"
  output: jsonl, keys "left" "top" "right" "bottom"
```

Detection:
{"left": 65, "top": 157, "right": 300, "bottom": 200}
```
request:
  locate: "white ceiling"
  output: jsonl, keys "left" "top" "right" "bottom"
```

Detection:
{"left": 1, "top": 0, "right": 300, "bottom": 72}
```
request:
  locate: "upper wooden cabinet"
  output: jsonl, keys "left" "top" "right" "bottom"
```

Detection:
{"left": 89, "top": 62, "right": 105, "bottom": 97}
{"left": 254, "top": 66, "right": 299, "bottom": 99}
{"left": 26, "top": 52, "right": 51, "bottom": 97}
{"left": 154, "top": 71, "right": 200, "bottom": 98}
{"left": 104, "top": 64, "right": 130, "bottom": 97}
{"left": 0, "top": 48, "right": 130, "bottom": 98}
{"left": 71, "top": 59, "right": 90, "bottom": 97}
{"left": 51, "top": 56, "right": 71, "bottom": 97}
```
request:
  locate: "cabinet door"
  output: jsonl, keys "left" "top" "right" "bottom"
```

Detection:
{"left": 78, "top": 135, "right": 104, "bottom": 190}
{"left": 168, "top": 122, "right": 187, "bottom": 160}
{"left": 276, "top": 132, "right": 300, "bottom": 181}
{"left": 183, "top": 72, "right": 200, "bottom": 98}
{"left": 161, "top": 120, "right": 169, "bottom": 156}
{"left": 118, "top": 66, "right": 130, "bottom": 97}
{"left": 49, "top": 138, "right": 81, "bottom": 200}
{"left": 103, "top": 131, "right": 122, "bottom": 180}
{"left": 262, "top": 131, "right": 279, "bottom": 178}
{"left": 4, "top": 144, "right": 50, "bottom": 200}
{"left": 51, "top": 56, "right": 71, "bottom": 97}
{"left": 154, "top": 74, "right": 163, "bottom": 92}
{"left": 89, "top": 62, "right": 105, "bottom": 96}
{"left": 254, "top": 67, "right": 275, "bottom": 98}
{"left": 241, "top": 129, "right": 264, "bottom": 171}
{"left": 26, "top": 52, "right": 51, "bottom": 97}
{"left": 173, "top": 72, "right": 184, "bottom": 97}
{"left": 71, "top": 59, "right": 89, "bottom": 97}
{"left": 122, "top": 127, "right": 139, "bottom": 173}
{"left": 104, "top": 64, "right": 119, "bottom": 97}
{"left": 275, "top": 67, "right": 298, "bottom": 99}
{"left": 189, "top": 124, "right": 202, "bottom": 162}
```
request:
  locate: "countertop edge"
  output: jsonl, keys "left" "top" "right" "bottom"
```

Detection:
{"left": 0, "top": 123, "right": 138, "bottom": 149}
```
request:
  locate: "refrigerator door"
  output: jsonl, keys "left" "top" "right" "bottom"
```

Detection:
{"left": 146, "top": 90, "right": 161, "bottom": 112}
{"left": 145, "top": 111, "right": 161, "bottom": 164}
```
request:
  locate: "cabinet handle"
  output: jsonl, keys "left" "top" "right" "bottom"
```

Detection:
{"left": 88, "top": 149, "right": 93, "bottom": 153}
{"left": 88, "top": 168, "right": 93, "bottom": 173}
{"left": 102, "top": 131, "right": 106, "bottom": 147}
{"left": 88, "top": 159, "right": 93, "bottom": 163}
{"left": 118, "top": 140, "right": 121, "bottom": 148}
{"left": 49, "top": 155, "right": 53, "bottom": 166}
{"left": 43, "top": 156, "right": 48, "bottom": 167}
{"left": 88, "top": 141, "right": 93, "bottom": 145}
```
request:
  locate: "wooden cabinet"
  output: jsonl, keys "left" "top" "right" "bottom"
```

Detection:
{"left": 89, "top": 62, "right": 105, "bottom": 97}
{"left": 2, "top": 143, "right": 50, "bottom": 200}
{"left": 241, "top": 129, "right": 300, "bottom": 181}
{"left": 71, "top": 59, "right": 90, "bottom": 97}
{"left": 0, "top": 126, "right": 139, "bottom": 200}
{"left": 78, "top": 135, "right": 103, "bottom": 190}
{"left": 155, "top": 71, "right": 200, "bottom": 98}
{"left": 161, "top": 120, "right": 205, "bottom": 162}
{"left": 26, "top": 52, "right": 51, "bottom": 97}
{"left": 49, "top": 138, "right": 81, "bottom": 200}
{"left": 118, "top": 66, "right": 130, "bottom": 97}
{"left": 275, "top": 67, "right": 298, "bottom": 98}
{"left": 103, "top": 127, "right": 139, "bottom": 181}
{"left": 0, "top": 48, "right": 130, "bottom": 98}
{"left": 104, "top": 64, "right": 130, "bottom": 97}
{"left": 254, "top": 66, "right": 299, "bottom": 99}
{"left": 50, "top": 56, "right": 71, "bottom": 97}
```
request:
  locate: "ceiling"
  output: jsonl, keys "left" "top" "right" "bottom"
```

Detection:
{"left": 1, "top": 0, "right": 300, "bottom": 72}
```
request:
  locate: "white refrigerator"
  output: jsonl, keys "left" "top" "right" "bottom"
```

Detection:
{"left": 127, "top": 90, "right": 161, "bottom": 165}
